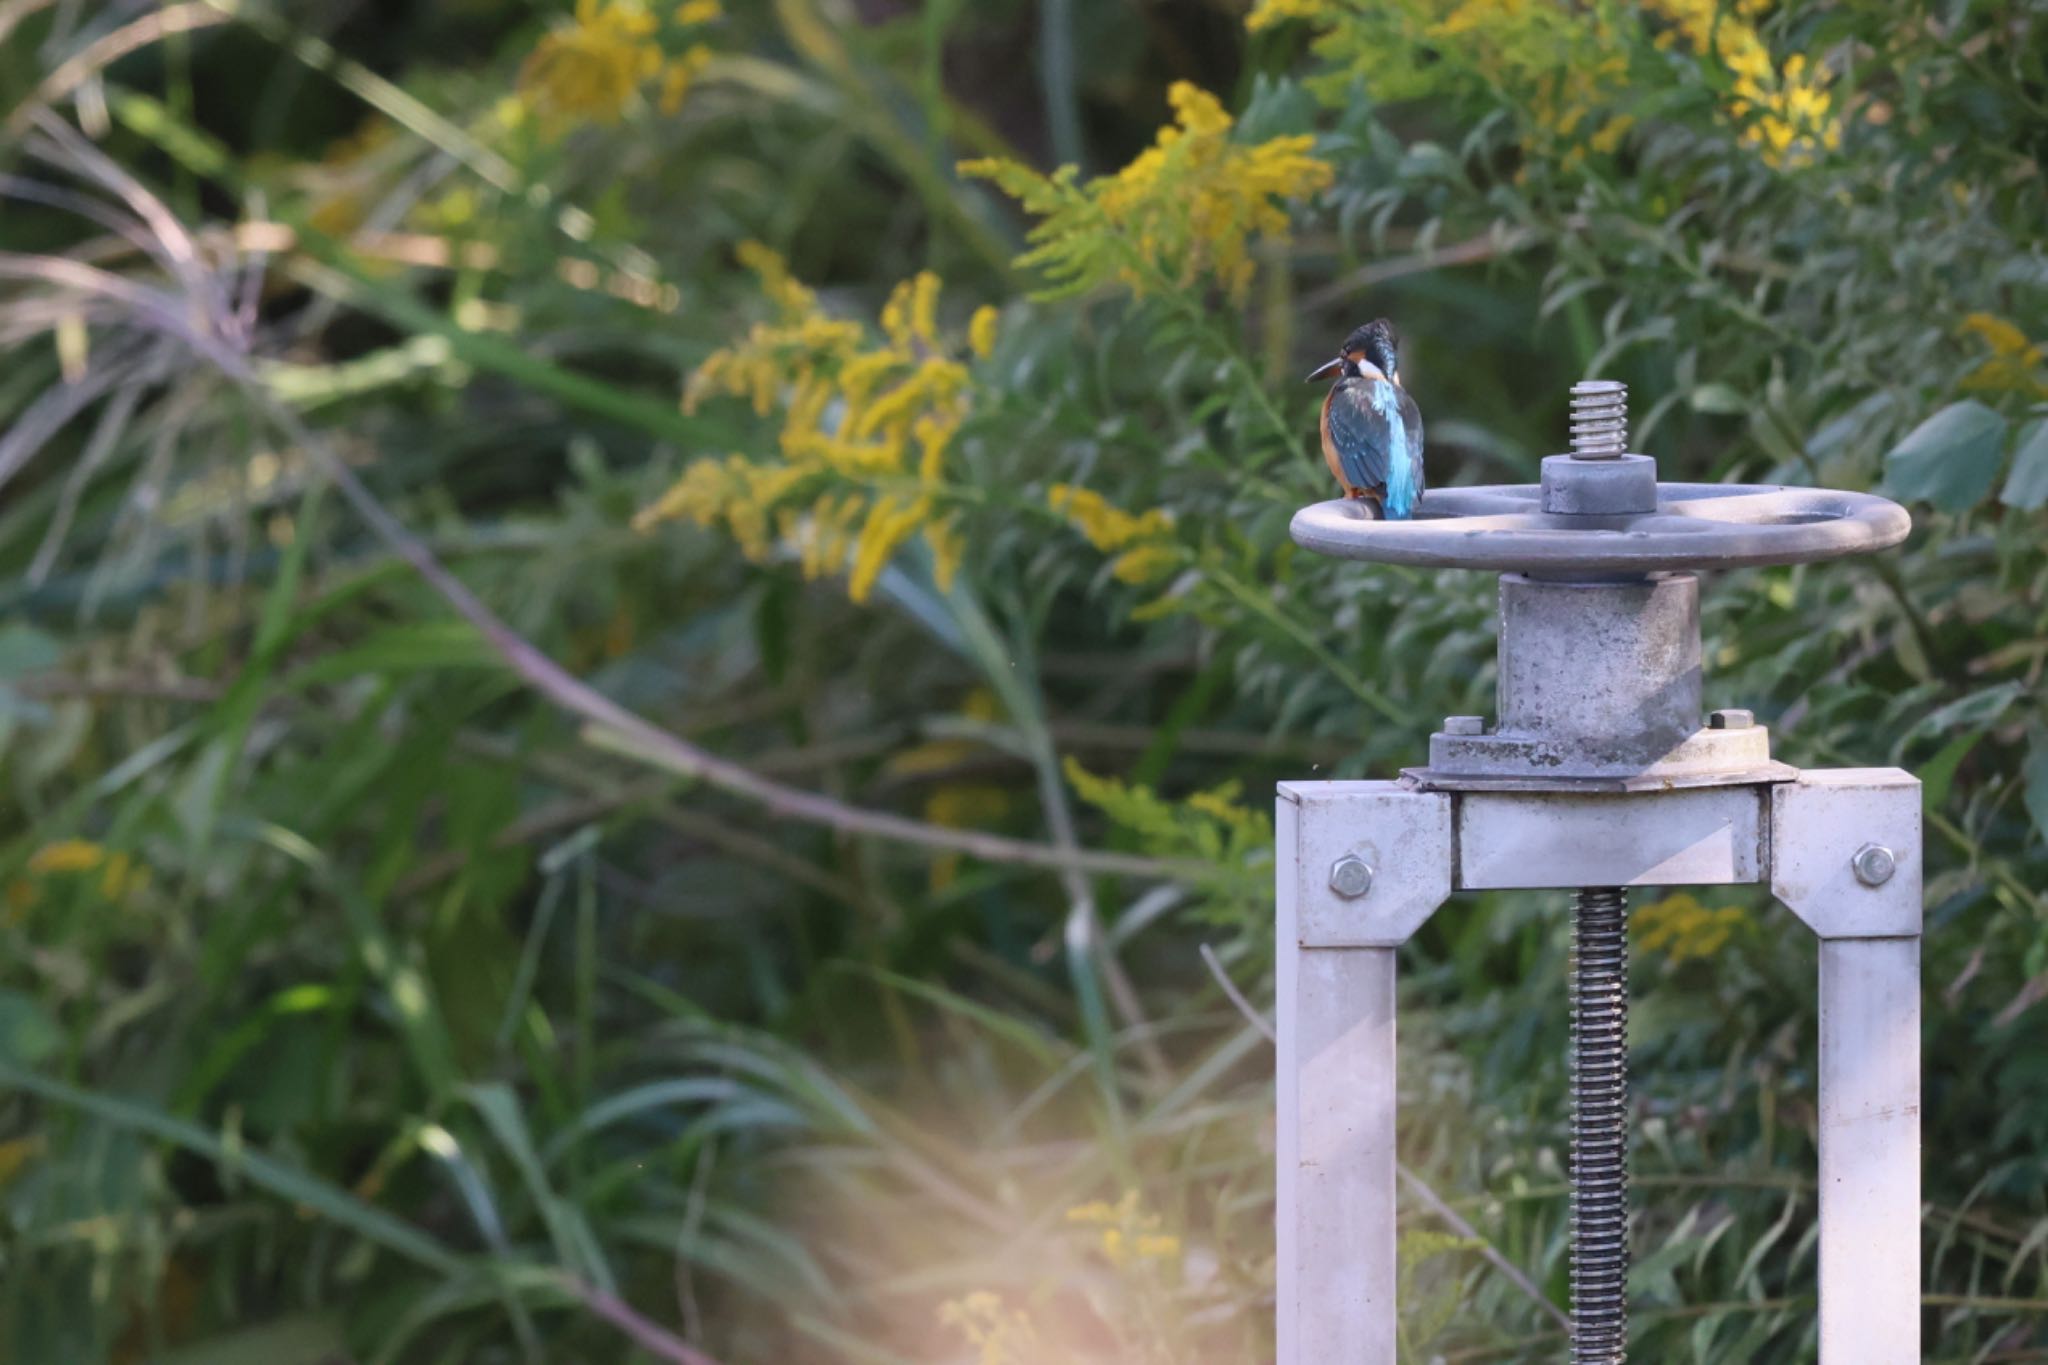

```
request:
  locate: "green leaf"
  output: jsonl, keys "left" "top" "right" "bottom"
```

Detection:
{"left": 0, "top": 990, "right": 59, "bottom": 1065}
{"left": 1690, "top": 382, "right": 1747, "bottom": 415}
{"left": 1919, "top": 731, "right": 1980, "bottom": 812}
{"left": 2026, "top": 733, "right": 2048, "bottom": 848}
{"left": 0, "top": 624, "right": 59, "bottom": 680}
{"left": 1883, "top": 399, "right": 2007, "bottom": 512}
{"left": 158, "top": 1317, "right": 347, "bottom": 1365}
{"left": 1918, "top": 682, "right": 2023, "bottom": 736}
{"left": 286, "top": 621, "right": 499, "bottom": 689}
{"left": 0, "top": 1063, "right": 464, "bottom": 1276}
{"left": 2000, "top": 419, "right": 2048, "bottom": 511}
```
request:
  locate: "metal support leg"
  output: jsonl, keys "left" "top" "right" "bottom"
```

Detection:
{"left": 1818, "top": 937, "right": 1921, "bottom": 1361}
{"left": 1277, "top": 939, "right": 1399, "bottom": 1363}
{"left": 1277, "top": 783, "right": 1453, "bottom": 1365}
{"left": 1771, "top": 770, "right": 1923, "bottom": 1365}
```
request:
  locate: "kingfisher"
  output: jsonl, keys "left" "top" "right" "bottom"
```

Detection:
{"left": 1307, "top": 319, "right": 1425, "bottom": 520}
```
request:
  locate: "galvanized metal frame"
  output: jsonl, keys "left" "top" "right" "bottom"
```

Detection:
{"left": 1275, "top": 768, "right": 1921, "bottom": 1364}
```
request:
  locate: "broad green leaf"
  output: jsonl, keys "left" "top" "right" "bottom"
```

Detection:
{"left": 0, "top": 990, "right": 59, "bottom": 1065}
{"left": 1919, "top": 732, "right": 1980, "bottom": 812}
{"left": 286, "top": 621, "right": 499, "bottom": 689}
{"left": 0, "top": 624, "right": 59, "bottom": 680}
{"left": 1918, "top": 681, "right": 2023, "bottom": 736}
{"left": 158, "top": 1317, "right": 347, "bottom": 1365}
{"left": 2000, "top": 418, "right": 2048, "bottom": 510}
{"left": 2026, "top": 733, "right": 2048, "bottom": 847}
{"left": 1883, "top": 399, "right": 2007, "bottom": 512}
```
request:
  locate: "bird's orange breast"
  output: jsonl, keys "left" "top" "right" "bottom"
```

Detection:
{"left": 1318, "top": 389, "right": 1353, "bottom": 494}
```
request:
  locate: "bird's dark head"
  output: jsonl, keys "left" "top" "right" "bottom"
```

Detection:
{"left": 1306, "top": 318, "right": 1402, "bottom": 384}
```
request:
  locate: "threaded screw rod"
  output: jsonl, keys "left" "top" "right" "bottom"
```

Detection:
{"left": 1570, "top": 886, "right": 1630, "bottom": 1362}
{"left": 1569, "top": 381, "right": 1628, "bottom": 459}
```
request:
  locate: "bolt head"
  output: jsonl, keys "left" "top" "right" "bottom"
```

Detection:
{"left": 1851, "top": 843, "right": 1897, "bottom": 887}
{"left": 1443, "top": 715, "right": 1486, "bottom": 737}
{"left": 1707, "top": 708, "right": 1755, "bottom": 730}
{"left": 1328, "top": 854, "right": 1375, "bottom": 899}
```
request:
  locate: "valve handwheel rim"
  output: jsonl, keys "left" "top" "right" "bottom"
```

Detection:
{"left": 1290, "top": 482, "right": 1911, "bottom": 573}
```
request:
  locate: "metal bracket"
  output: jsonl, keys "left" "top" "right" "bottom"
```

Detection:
{"left": 1770, "top": 768, "right": 1922, "bottom": 938}
{"left": 1279, "top": 781, "right": 1453, "bottom": 948}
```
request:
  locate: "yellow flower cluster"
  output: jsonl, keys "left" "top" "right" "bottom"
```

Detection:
{"left": 1063, "top": 758, "right": 1269, "bottom": 880}
{"left": 937, "top": 1291, "right": 1039, "bottom": 1365}
{"left": 6, "top": 839, "right": 148, "bottom": 915}
{"left": 1245, "top": 0, "right": 1840, "bottom": 169}
{"left": 1652, "top": 0, "right": 1840, "bottom": 165}
{"left": 635, "top": 245, "right": 989, "bottom": 602}
{"left": 1248, "top": 0, "right": 1631, "bottom": 157}
{"left": 1066, "top": 1191, "right": 1183, "bottom": 1268}
{"left": 1046, "top": 484, "right": 1180, "bottom": 585}
{"left": 1246, "top": 0, "right": 1330, "bottom": 29}
{"left": 961, "top": 82, "right": 1332, "bottom": 300}
{"left": 1958, "top": 313, "right": 2048, "bottom": 399}
{"left": 1634, "top": 892, "right": 1746, "bottom": 964}
{"left": 518, "top": 0, "right": 720, "bottom": 130}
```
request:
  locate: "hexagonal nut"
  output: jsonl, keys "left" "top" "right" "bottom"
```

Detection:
{"left": 1443, "top": 715, "right": 1486, "bottom": 737}
{"left": 1707, "top": 708, "right": 1755, "bottom": 730}
{"left": 1328, "top": 853, "right": 1375, "bottom": 899}
{"left": 1851, "top": 842, "right": 1897, "bottom": 887}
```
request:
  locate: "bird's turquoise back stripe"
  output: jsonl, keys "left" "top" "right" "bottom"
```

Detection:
{"left": 1372, "top": 382, "right": 1419, "bottom": 519}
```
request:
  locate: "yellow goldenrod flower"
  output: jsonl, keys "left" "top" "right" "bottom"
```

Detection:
{"left": 1063, "top": 1190, "right": 1182, "bottom": 1270}
{"left": 1635, "top": 892, "right": 1747, "bottom": 964}
{"left": 640, "top": 247, "right": 986, "bottom": 601}
{"left": 1048, "top": 485, "right": 1180, "bottom": 585}
{"left": 519, "top": 0, "right": 721, "bottom": 130}
{"left": 968, "top": 305, "right": 1000, "bottom": 360}
{"left": 1110, "top": 542, "right": 1181, "bottom": 585}
{"left": 1249, "top": 0, "right": 1840, "bottom": 171}
{"left": 12, "top": 839, "right": 149, "bottom": 908}
{"left": 1649, "top": 0, "right": 1842, "bottom": 165}
{"left": 938, "top": 1291, "right": 1039, "bottom": 1364}
{"left": 1246, "top": 0, "right": 1337, "bottom": 32}
{"left": 0, "top": 1135, "right": 43, "bottom": 1190}
{"left": 520, "top": 0, "right": 662, "bottom": 127}
{"left": 659, "top": 44, "right": 713, "bottom": 115}
{"left": 27, "top": 839, "right": 107, "bottom": 875}
{"left": 962, "top": 81, "right": 1332, "bottom": 300}
{"left": 1046, "top": 485, "right": 1171, "bottom": 551}
{"left": 1961, "top": 313, "right": 2036, "bottom": 356}
{"left": 925, "top": 513, "right": 965, "bottom": 589}
{"left": 1957, "top": 313, "right": 2048, "bottom": 398}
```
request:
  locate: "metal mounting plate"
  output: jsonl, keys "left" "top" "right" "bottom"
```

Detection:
{"left": 1291, "top": 483, "right": 1911, "bottom": 573}
{"left": 1456, "top": 786, "right": 1766, "bottom": 888}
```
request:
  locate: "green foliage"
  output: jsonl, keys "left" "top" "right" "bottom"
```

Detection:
{"left": 0, "top": 1, "right": 2043, "bottom": 1362}
{"left": 1885, "top": 400, "right": 2010, "bottom": 513}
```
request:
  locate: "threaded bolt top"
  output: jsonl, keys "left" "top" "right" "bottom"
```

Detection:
{"left": 1569, "top": 380, "right": 1628, "bottom": 460}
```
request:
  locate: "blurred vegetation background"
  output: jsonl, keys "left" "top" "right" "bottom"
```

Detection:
{"left": 0, "top": 0, "right": 2044, "bottom": 1360}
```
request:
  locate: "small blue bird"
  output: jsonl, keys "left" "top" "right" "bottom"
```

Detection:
{"left": 1307, "top": 319, "right": 1425, "bottom": 520}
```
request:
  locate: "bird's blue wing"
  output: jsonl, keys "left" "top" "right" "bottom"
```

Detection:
{"left": 1325, "top": 380, "right": 1390, "bottom": 493}
{"left": 1328, "top": 378, "right": 1425, "bottom": 517}
{"left": 1384, "top": 384, "right": 1424, "bottom": 517}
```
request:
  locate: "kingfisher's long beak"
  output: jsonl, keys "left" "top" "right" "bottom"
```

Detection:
{"left": 1305, "top": 356, "right": 1344, "bottom": 383}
